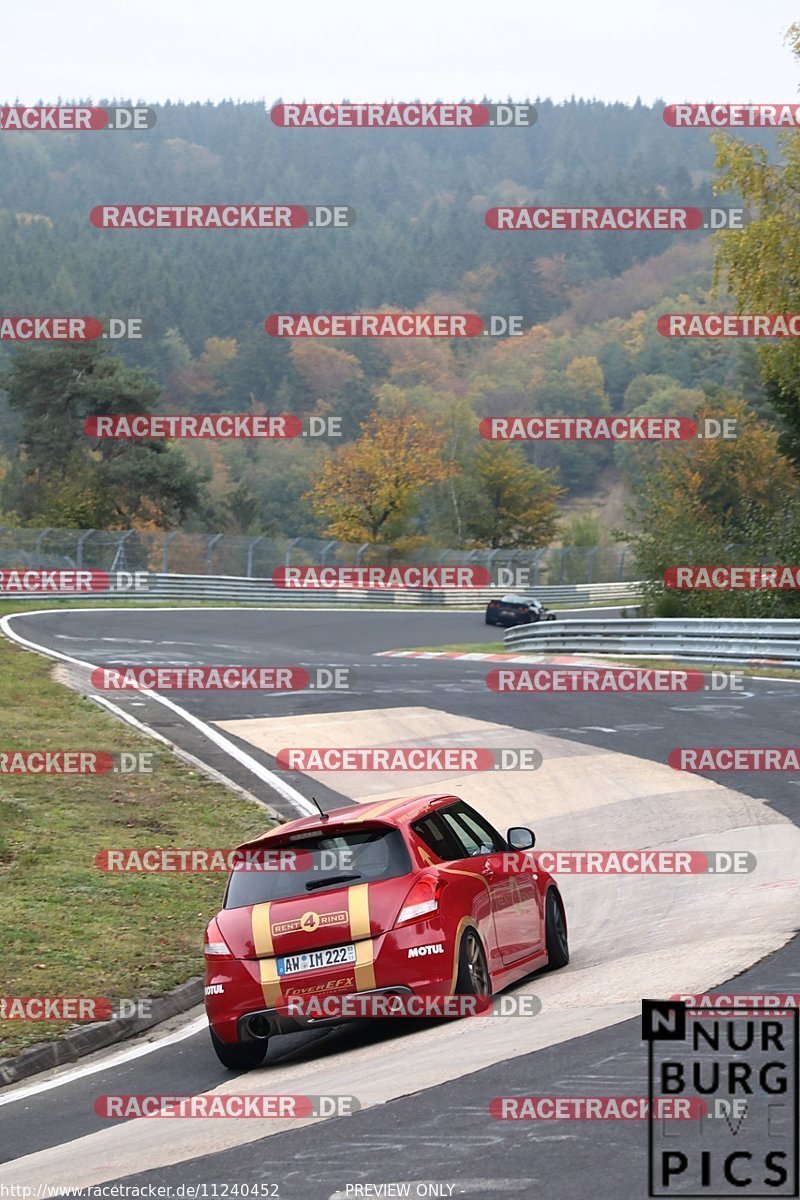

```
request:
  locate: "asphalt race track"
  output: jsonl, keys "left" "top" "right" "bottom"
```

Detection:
{"left": 1, "top": 606, "right": 799, "bottom": 1199}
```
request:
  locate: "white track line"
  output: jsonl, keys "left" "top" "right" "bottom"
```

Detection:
{"left": 0, "top": 608, "right": 316, "bottom": 817}
{"left": 0, "top": 1017, "right": 208, "bottom": 1106}
{"left": 0, "top": 607, "right": 318, "bottom": 1100}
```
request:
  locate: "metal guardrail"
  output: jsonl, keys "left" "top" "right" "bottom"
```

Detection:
{"left": 503, "top": 617, "right": 800, "bottom": 663}
{"left": 30, "top": 574, "right": 645, "bottom": 608}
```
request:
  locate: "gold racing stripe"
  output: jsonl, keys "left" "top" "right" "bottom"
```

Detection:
{"left": 354, "top": 939, "right": 376, "bottom": 991}
{"left": 251, "top": 902, "right": 274, "bottom": 957}
{"left": 338, "top": 797, "right": 406, "bottom": 823}
{"left": 251, "top": 902, "right": 282, "bottom": 1007}
{"left": 440, "top": 866, "right": 491, "bottom": 893}
{"left": 257, "top": 957, "right": 283, "bottom": 1008}
{"left": 347, "top": 883, "right": 375, "bottom": 990}
{"left": 347, "top": 883, "right": 371, "bottom": 939}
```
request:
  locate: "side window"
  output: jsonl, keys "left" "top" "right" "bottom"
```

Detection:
{"left": 411, "top": 813, "right": 465, "bottom": 863}
{"left": 441, "top": 802, "right": 506, "bottom": 857}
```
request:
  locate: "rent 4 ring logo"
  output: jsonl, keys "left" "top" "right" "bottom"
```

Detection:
{"left": 643, "top": 998, "right": 799, "bottom": 1196}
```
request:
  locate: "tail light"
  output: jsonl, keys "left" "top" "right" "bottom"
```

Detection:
{"left": 204, "top": 917, "right": 233, "bottom": 959}
{"left": 394, "top": 875, "right": 442, "bottom": 928}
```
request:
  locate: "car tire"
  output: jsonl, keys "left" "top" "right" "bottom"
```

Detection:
{"left": 455, "top": 928, "right": 491, "bottom": 996}
{"left": 485, "top": 615, "right": 494, "bottom": 626}
{"left": 544, "top": 888, "right": 569, "bottom": 969}
{"left": 210, "top": 1028, "right": 268, "bottom": 1071}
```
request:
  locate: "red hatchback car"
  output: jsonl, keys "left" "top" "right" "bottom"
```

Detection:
{"left": 204, "top": 793, "right": 569, "bottom": 1069}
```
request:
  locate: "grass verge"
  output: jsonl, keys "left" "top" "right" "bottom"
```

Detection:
{"left": 0, "top": 613, "right": 272, "bottom": 1056}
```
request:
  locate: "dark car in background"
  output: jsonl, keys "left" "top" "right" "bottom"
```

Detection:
{"left": 485, "top": 594, "right": 557, "bottom": 627}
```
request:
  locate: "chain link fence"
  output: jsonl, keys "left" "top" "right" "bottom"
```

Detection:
{"left": 0, "top": 526, "right": 635, "bottom": 584}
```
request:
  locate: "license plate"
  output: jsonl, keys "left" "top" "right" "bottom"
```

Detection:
{"left": 277, "top": 944, "right": 356, "bottom": 976}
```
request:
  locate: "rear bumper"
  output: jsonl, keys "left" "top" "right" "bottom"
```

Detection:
{"left": 237, "top": 985, "right": 415, "bottom": 1040}
{"left": 206, "top": 920, "right": 457, "bottom": 1044}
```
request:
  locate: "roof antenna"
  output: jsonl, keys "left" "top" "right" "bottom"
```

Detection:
{"left": 311, "top": 795, "right": 328, "bottom": 821}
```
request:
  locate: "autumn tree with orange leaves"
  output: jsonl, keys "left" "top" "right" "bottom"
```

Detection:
{"left": 304, "top": 408, "right": 455, "bottom": 545}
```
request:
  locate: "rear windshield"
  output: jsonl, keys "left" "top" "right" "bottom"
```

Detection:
{"left": 224, "top": 827, "right": 412, "bottom": 908}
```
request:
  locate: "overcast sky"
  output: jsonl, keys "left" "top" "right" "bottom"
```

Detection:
{"left": 0, "top": 0, "right": 798, "bottom": 106}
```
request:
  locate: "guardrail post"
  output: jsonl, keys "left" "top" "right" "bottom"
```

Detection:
{"left": 487, "top": 548, "right": 503, "bottom": 587}
{"left": 285, "top": 537, "right": 300, "bottom": 568}
{"left": 110, "top": 530, "right": 134, "bottom": 572}
{"left": 75, "top": 529, "right": 94, "bottom": 569}
{"left": 205, "top": 535, "right": 224, "bottom": 576}
{"left": 161, "top": 531, "right": 179, "bottom": 573}
{"left": 246, "top": 536, "right": 264, "bottom": 578}
{"left": 33, "top": 527, "right": 52, "bottom": 566}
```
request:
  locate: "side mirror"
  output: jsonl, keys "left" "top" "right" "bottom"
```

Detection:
{"left": 507, "top": 826, "right": 535, "bottom": 850}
